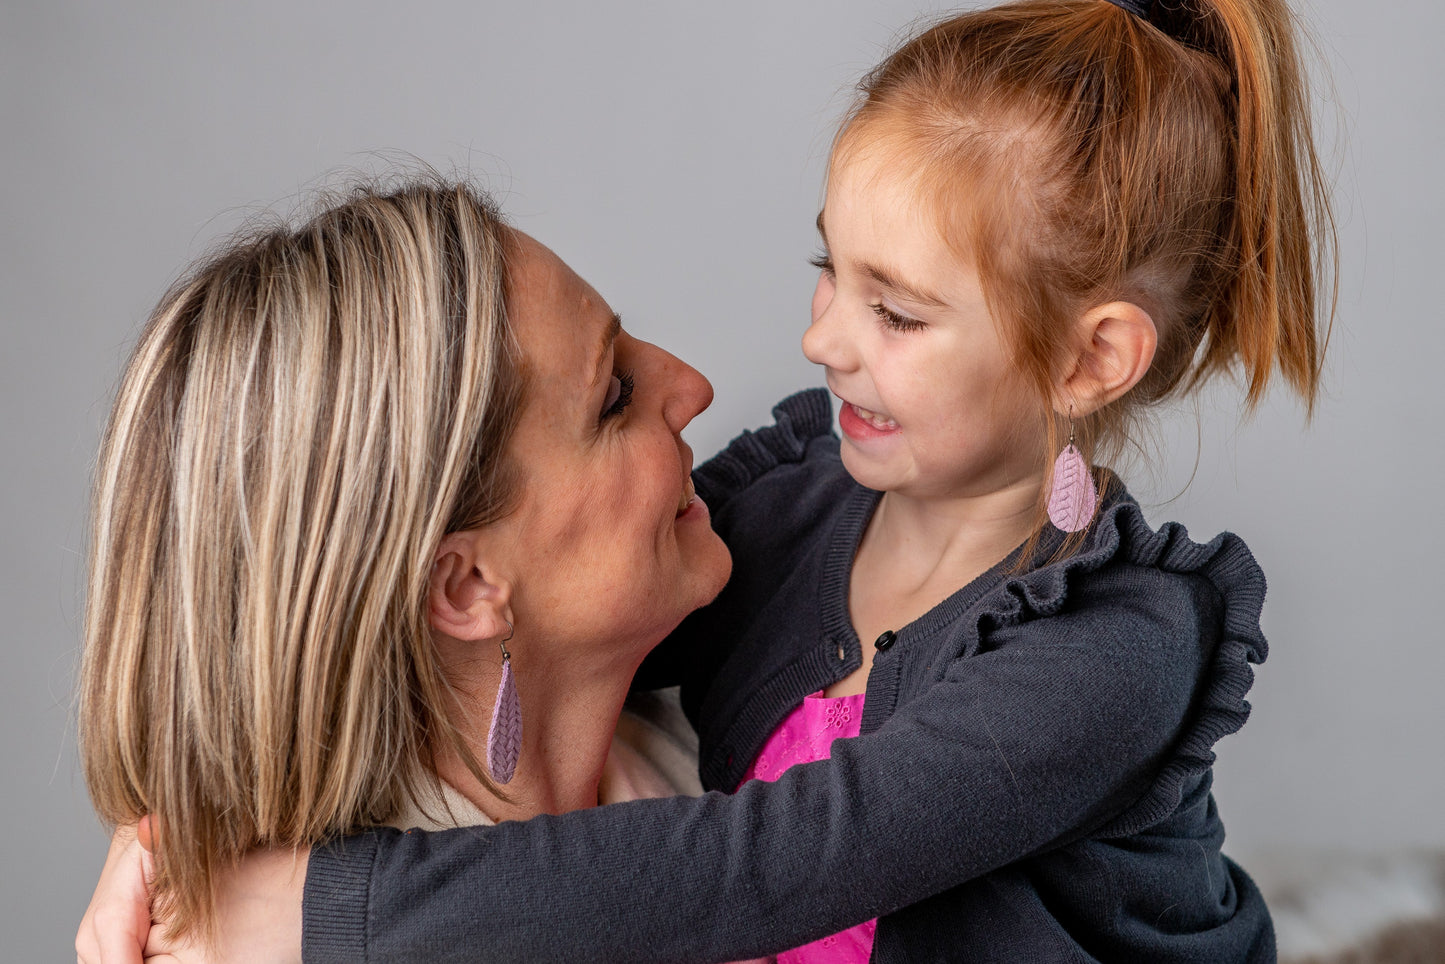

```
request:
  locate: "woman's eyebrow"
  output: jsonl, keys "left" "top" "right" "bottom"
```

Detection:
{"left": 590, "top": 312, "right": 623, "bottom": 389}
{"left": 816, "top": 210, "right": 951, "bottom": 310}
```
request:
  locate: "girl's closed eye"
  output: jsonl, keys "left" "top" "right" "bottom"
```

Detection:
{"left": 809, "top": 252, "right": 834, "bottom": 276}
{"left": 601, "top": 369, "right": 635, "bottom": 421}
{"left": 871, "top": 301, "right": 926, "bottom": 332}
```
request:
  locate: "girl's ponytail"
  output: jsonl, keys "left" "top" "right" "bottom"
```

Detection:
{"left": 1150, "top": 0, "right": 1335, "bottom": 413}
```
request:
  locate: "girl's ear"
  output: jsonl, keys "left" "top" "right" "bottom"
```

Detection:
{"left": 429, "top": 531, "right": 513, "bottom": 641}
{"left": 1056, "top": 301, "right": 1157, "bottom": 416}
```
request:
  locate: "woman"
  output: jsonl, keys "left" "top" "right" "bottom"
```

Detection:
{"left": 76, "top": 177, "right": 731, "bottom": 951}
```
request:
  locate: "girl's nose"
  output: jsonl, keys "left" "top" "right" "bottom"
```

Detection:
{"left": 801, "top": 273, "right": 852, "bottom": 372}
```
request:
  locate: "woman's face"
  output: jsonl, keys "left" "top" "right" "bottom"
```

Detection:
{"left": 491, "top": 232, "right": 731, "bottom": 663}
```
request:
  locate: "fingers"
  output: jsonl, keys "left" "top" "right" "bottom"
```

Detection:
{"left": 76, "top": 826, "right": 151, "bottom": 964}
{"left": 136, "top": 815, "right": 156, "bottom": 855}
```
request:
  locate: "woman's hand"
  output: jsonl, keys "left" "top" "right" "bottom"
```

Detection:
{"left": 77, "top": 818, "right": 307, "bottom": 964}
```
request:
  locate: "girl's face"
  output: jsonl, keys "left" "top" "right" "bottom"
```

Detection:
{"left": 802, "top": 151, "right": 1047, "bottom": 503}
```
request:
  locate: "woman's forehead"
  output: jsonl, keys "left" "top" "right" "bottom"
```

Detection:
{"left": 506, "top": 232, "right": 618, "bottom": 411}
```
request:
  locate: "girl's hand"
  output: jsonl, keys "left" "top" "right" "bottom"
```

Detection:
{"left": 77, "top": 817, "right": 307, "bottom": 964}
{"left": 141, "top": 845, "right": 306, "bottom": 964}
{"left": 76, "top": 823, "right": 153, "bottom": 964}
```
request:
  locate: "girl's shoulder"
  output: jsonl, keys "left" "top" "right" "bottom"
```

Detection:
{"left": 970, "top": 486, "right": 1269, "bottom": 836}
{"left": 991, "top": 481, "right": 1267, "bottom": 656}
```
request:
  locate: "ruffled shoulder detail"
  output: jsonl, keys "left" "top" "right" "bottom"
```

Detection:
{"left": 692, "top": 388, "right": 835, "bottom": 511}
{"left": 979, "top": 491, "right": 1269, "bottom": 837}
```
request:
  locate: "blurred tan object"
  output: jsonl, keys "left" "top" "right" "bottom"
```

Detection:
{"left": 1249, "top": 850, "right": 1445, "bottom": 963}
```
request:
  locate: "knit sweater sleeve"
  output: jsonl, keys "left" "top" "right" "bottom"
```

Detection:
{"left": 690, "top": 388, "right": 835, "bottom": 512}
{"left": 304, "top": 550, "right": 1255, "bottom": 962}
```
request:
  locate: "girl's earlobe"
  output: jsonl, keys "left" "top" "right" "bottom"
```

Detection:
{"left": 1057, "top": 301, "right": 1157, "bottom": 415}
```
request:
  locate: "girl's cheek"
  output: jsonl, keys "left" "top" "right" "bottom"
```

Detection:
{"left": 810, "top": 272, "right": 835, "bottom": 323}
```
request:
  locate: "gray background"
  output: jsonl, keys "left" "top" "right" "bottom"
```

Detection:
{"left": 4, "top": 0, "right": 1440, "bottom": 955}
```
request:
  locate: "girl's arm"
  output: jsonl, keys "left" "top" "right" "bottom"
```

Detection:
{"left": 308, "top": 565, "right": 1238, "bottom": 963}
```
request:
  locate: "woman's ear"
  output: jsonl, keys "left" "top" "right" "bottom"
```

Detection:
{"left": 1055, "top": 301, "right": 1157, "bottom": 416}
{"left": 429, "top": 531, "right": 512, "bottom": 641}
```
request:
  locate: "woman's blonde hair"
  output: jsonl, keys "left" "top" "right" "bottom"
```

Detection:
{"left": 835, "top": 0, "right": 1335, "bottom": 546}
{"left": 78, "top": 177, "right": 524, "bottom": 940}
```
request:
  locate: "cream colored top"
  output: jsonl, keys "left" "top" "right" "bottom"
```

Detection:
{"left": 386, "top": 688, "right": 704, "bottom": 831}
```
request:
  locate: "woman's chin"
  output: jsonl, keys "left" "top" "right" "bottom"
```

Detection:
{"left": 682, "top": 527, "right": 733, "bottom": 614}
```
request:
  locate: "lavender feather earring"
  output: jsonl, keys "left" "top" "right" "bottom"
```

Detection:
{"left": 486, "top": 621, "right": 522, "bottom": 784}
{"left": 1047, "top": 408, "right": 1098, "bottom": 533}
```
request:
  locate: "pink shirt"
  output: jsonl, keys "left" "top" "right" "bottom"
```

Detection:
{"left": 740, "top": 690, "right": 876, "bottom": 964}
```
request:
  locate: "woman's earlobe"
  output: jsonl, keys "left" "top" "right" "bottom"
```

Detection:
{"left": 1057, "top": 301, "right": 1157, "bottom": 415}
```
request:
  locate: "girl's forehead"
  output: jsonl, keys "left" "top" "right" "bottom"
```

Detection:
{"left": 823, "top": 135, "right": 1000, "bottom": 274}
{"left": 823, "top": 155, "right": 962, "bottom": 255}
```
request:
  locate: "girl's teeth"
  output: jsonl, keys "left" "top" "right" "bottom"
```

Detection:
{"left": 853, "top": 404, "right": 898, "bottom": 430}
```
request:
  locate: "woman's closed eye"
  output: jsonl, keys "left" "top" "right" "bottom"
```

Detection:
{"left": 601, "top": 370, "right": 635, "bottom": 421}
{"left": 809, "top": 252, "right": 835, "bottom": 276}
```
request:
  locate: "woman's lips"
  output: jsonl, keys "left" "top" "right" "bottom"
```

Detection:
{"left": 676, "top": 476, "right": 697, "bottom": 517}
{"left": 838, "top": 401, "right": 900, "bottom": 440}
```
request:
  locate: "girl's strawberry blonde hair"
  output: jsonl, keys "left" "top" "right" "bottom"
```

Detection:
{"left": 833, "top": 0, "right": 1334, "bottom": 533}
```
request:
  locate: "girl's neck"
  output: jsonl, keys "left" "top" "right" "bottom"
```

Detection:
{"left": 433, "top": 652, "right": 638, "bottom": 823}
{"left": 862, "top": 474, "right": 1044, "bottom": 591}
{"left": 829, "top": 474, "right": 1043, "bottom": 699}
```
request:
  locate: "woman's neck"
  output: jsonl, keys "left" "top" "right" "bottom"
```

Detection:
{"left": 433, "top": 651, "right": 638, "bottom": 822}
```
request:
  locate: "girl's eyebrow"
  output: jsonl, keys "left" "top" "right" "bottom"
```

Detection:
{"left": 815, "top": 210, "right": 951, "bottom": 310}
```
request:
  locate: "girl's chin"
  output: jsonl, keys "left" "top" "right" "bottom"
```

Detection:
{"left": 837, "top": 442, "right": 904, "bottom": 493}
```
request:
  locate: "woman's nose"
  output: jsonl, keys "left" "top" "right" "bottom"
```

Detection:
{"left": 656, "top": 346, "right": 714, "bottom": 433}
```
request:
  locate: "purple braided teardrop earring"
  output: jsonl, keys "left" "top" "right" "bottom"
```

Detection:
{"left": 1047, "top": 408, "right": 1098, "bottom": 533}
{"left": 486, "top": 621, "right": 522, "bottom": 784}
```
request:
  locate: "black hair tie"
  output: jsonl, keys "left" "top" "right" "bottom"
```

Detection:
{"left": 1102, "top": 0, "right": 1152, "bottom": 17}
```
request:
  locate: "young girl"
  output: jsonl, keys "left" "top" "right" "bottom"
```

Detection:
{"left": 79, "top": 0, "right": 1330, "bottom": 961}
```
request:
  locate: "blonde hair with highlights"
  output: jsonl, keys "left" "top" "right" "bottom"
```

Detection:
{"left": 835, "top": 0, "right": 1335, "bottom": 538}
{"left": 78, "top": 178, "right": 524, "bottom": 941}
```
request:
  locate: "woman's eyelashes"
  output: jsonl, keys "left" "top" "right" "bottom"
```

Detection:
{"left": 809, "top": 252, "right": 834, "bottom": 275}
{"left": 601, "top": 370, "right": 635, "bottom": 421}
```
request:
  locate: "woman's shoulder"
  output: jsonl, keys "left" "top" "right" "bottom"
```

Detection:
{"left": 603, "top": 689, "right": 704, "bottom": 803}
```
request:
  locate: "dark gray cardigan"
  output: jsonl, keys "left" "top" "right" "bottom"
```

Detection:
{"left": 305, "top": 389, "right": 1275, "bottom": 963}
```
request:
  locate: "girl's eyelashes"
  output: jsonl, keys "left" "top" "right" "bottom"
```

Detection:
{"left": 871, "top": 302, "right": 926, "bottom": 332}
{"left": 812, "top": 249, "right": 923, "bottom": 331}
{"left": 601, "top": 369, "right": 635, "bottom": 421}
